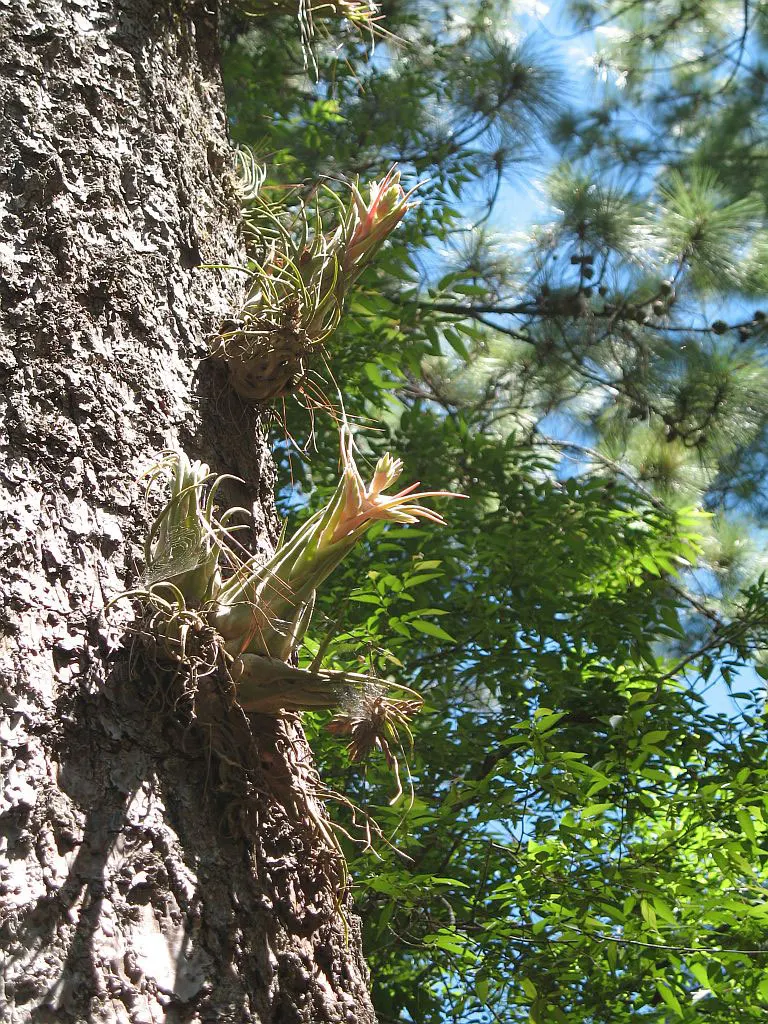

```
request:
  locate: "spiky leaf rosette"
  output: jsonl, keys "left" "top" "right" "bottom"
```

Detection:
{"left": 213, "top": 421, "right": 463, "bottom": 668}
{"left": 125, "top": 426, "right": 460, "bottom": 721}
{"left": 141, "top": 451, "right": 229, "bottom": 605}
{"left": 215, "top": 165, "right": 419, "bottom": 403}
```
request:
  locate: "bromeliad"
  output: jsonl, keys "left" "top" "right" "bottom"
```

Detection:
{"left": 126, "top": 424, "right": 463, "bottom": 725}
{"left": 212, "top": 421, "right": 463, "bottom": 675}
{"left": 214, "top": 163, "right": 420, "bottom": 404}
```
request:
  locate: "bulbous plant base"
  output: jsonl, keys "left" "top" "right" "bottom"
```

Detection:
{"left": 215, "top": 320, "right": 317, "bottom": 403}
{"left": 127, "top": 608, "right": 349, "bottom": 889}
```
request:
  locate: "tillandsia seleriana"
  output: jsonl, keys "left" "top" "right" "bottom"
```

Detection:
{"left": 240, "top": 0, "right": 382, "bottom": 78}
{"left": 215, "top": 161, "right": 419, "bottom": 404}
{"left": 125, "top": 425, "right": 463, "bottom": 776}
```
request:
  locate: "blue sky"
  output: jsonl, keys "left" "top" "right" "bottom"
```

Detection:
{"left": 485, "top": 0, "right": 599, "bottom": 230}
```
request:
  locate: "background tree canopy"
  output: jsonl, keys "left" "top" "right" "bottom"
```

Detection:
{"left": 221, "top": 1, "right": 768, "bottom": 1019}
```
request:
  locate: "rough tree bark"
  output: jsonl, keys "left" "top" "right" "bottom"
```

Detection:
{"left": 0, "top": 2, "right": 376, "bottom": 1021}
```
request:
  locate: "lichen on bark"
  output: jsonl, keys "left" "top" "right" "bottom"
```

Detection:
{"left": 0, "top": 1, "right": 376, "bottom": 1021}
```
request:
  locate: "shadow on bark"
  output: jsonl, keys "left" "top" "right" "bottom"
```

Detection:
{"left": 16, "top": 621, "right": 349, "bottom": 1021}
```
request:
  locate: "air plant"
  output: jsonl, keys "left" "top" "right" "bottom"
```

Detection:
{"left": 214, "top": 164, "right": 420, "bottom": 404}
{"left": 240, "top": 0, "right": 382, "bottom": 77}
{"left": 112, "top": 453, "right": 230, "bottom": 668}
{"left": 233, "top": 148, "right": 267, "bottom": 203}
{"left": 140, "top": 451, "right": 227, "bottom": 604}
{"left": 123, "top": 424, "right": 463, "bottom": 777}
{"left": 216, "top": 423, "right": 462, "bottom": 719}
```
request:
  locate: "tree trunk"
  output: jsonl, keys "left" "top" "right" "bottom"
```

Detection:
{"left": 0, "top": 2, "right": 376, "bottom": 1021}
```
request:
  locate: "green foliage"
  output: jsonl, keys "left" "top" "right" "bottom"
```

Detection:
{"left": 547, "top": 165, "right": 647, "bottom": 257}
{"left": 656, "top": 169, "right": 764, "bottom": 292}
{"left": 219, "top": 0, "right": 768, "bottom": 1018}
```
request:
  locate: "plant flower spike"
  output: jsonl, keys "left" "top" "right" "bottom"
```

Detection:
{"left": 342, "top": 167, "right": 418, "bottom": 277}
{"left": 215, "top": 422, "right": 465, "bottom": 705}
{"left": 216, "top": 164, "right": 420, "bottom": 404}
{"left": 125, "top": 426, "right": 462, "bottom": 784}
